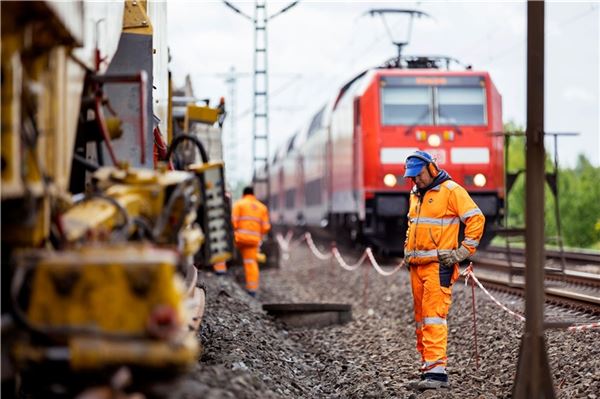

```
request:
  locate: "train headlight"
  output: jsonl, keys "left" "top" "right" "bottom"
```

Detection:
{"left": 383, "top": 174, "right": 397, "bottom": 187}
{"left": 427, "top": 134, "right": 441, "bottom": 147}
{"left": 473, "top": 173, "right": 487, "bottom": 187}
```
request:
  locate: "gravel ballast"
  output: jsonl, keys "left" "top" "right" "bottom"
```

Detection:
{"left": 170, "top": 241, "right": 600, "bottom": 398}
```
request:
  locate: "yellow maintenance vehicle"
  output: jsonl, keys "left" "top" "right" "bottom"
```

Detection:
{"left": 1, "top": 1, "right": 232, "bottom": 396}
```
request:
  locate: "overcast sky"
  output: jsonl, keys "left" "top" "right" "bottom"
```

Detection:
{"left": 167, "top": 1, "right": 599, "bottom": 183}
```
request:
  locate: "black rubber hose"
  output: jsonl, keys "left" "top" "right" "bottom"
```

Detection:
{"left": 73, "top": 153, "right": 100, "bottom": 172}
{"left": 165, "top": 133, "right": 209, "bottom": 166}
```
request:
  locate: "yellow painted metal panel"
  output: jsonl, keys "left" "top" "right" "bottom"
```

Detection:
{"left": 69, "top": 334, "right": 199, "bottom": 370}
{"left": 27, "top": 245, "right": 184, "bottom": 335}
{"left": 185, "top": 105, "right": 220, "bottom": 127}
{"left": 123, "top": 0, "right": 153, "bottom": 35}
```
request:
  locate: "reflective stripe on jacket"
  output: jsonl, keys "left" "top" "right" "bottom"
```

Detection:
{"left": 404, "top": 180, "right": 485, "bottom": 265}
{"left": 232, "top": 194, "right": 271, "bottom": 246}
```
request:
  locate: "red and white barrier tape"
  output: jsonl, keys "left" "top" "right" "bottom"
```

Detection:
{"left": 365, "top": 248, "right": 405, "bottom": 276}
{"left": 275, "top": 233, "right": 290, "bottom": 252}
{"left": 276, "top": 231, "right": 306, "bottom": 253}
{"left": 300, "top": 233, "right": 404, "bottom": 276}
{"left": 462, "top": 266, "right": 600, "bottom": 331}
{"left": 276, "top": 233, "right": 292, "bottom": 252}
{"left": 567, "top": 321, "right": 600, "bottom": 331}
{"left": 461, "top": 266, "right": 526, "bottom": 322}
{"left": 280, "top": 233, "right": 600, "bottom": 331}
{"left": 304, "top": 232, "right": 333, "bottom": 260}
{"left": 332, "top": 247, "right": 367, "bottom": 271}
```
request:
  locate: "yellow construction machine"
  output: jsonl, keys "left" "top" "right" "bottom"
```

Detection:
{"left": 1, "top": 1, "right": 232, "bottom": 396}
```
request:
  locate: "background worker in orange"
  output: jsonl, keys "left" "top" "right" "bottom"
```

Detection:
{"left": 402, "top": 151, "right": 485, "bottom": 391}
{"left": 232, "top": 186, "right": 271, "bottom": 297}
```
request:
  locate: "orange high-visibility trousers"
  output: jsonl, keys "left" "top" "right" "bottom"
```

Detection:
{"left": 409, "top": 261, "right": 459, "bottom": 373}
{"left": 213, "top": 261, "right": 227, "bottom": 274}
{"left": 239, "top": 244, "right": 259, "bottom": 294}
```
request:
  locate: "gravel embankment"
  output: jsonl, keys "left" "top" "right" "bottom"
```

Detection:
{"left": 168, "top": 241, "right": 600, "bottom": 399}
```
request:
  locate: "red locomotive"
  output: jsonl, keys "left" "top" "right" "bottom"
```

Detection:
{"left": 259, "top": 55, "right": 504, "bottom": 253}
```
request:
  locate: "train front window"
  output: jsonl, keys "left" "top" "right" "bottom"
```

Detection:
{"left": 381, "top": 86, "right": 433, "bottom": 125}
{"left": 437, "top": 86, "right": 486, "bottom": 125}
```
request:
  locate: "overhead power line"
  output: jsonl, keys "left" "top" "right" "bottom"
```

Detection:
{"left": 483, "top": 4, "right": 597, "bottom": 65}
{"left": 269, "top": 1, "right": 301, "bottom": 21}
{"left": 222, "top": 1, "right": 252, "bottom": 20}
{"left": 223, "top": 0, "right": 301, "bottom": 196}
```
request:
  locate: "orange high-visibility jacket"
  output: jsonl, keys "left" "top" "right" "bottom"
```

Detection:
{"left": 232, "top": 194, "right": 271, "bottom": 246}
{"left": 405, "top": 180, "right": 485, "bottom": 265}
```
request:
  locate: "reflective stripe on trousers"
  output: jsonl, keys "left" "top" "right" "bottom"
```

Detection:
{"left": 234, "top": 216, "right": 262, "bottom": 223}
{"left": 410, "top": 262, "right": 458, "bottom": 369}
{"left": 421, "top": 360, "right": 447, "bottom": 374}
{"left": 213, "top": 261, "right": 227, "bottom": 273}
{"left": 236, "top": 229, "right": 262, "bottom": 237}
{"left": 239, "top": 244, "right": 259, "bottom": 292}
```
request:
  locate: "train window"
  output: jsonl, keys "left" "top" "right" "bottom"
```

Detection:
{"left": 287, "top": 134, "right": 297, "bottom": 154}
{"left": 381, "top": 86, "right": 433, "bottom": 125}
{"left": 285, "top": 188, "right": 295, "bottom": 209}
{"left": 305, "top": 178, "right": 321, "bottom": 206}
{"left": 437, "top": 86, "right": 486, "bottom": 125}
{"left": 307, "top": 107, "right": 325, "bottom": 137}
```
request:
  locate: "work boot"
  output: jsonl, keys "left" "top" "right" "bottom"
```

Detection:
{"left": 408, "top": 373, "right": 449, "bottom": 391}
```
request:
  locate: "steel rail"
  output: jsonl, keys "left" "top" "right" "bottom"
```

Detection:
{"left": 485, "top": 245, "right": 600, "bottom": 265}
{"left": 472, "top": 256, "right": 600, "bottom": 287}
{"left": 468, "top": 259, "right": 600, "bottom": 315}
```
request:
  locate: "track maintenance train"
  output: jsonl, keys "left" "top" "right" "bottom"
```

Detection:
{"left": 1, "top": 1, "right": 232, "bottom": 396}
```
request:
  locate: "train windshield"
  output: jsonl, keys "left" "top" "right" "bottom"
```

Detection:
{"left": 380, "top": 76, "right": 487, "bottom": 126}
{"left": 438, "top": 86, "right": 486, "bottom": 125}
{"left": 381, "top": 87, "right": 433, "bottom": 125}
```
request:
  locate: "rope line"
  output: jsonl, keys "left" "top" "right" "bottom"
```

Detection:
{"left": 365, "top": 248, "right": 405, "bottom": 276}
{"left": 304, "top": 232, "right": 333, "bottom": 260}
{"left": 462, "top": 265, "right": 525, "bottom": 321}
{"left": 567, "top": 321, "right": 600, "bottom": 331}
{"left": 462, "top": 266, "right": 600, "bottom": 331}
{"left": 332, "top": 247, "right": 367, "bottom": 271}
{"left": 276, "top": 231, "right": 306, "bottom": 253}
{"left": 290, "top": 232, "right": 405, "bottom": 276}
{"left": 275, "top": 233, "right": 292, "bottom": 252}
{"left": 276, "top": 232, "right": 600, "bottom": 332}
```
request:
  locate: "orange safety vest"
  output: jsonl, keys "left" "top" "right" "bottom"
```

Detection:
{"left": 232, "top": 194, "right": 271, "bottom": 246}
{"left": 405, "top": 180, "right": 485, "bottom": 265}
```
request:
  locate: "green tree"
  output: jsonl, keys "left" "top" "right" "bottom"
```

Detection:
{"left": 503, "top": 121, "right": 526, "bottom": 229}
{"left": 555, "top": 155, "right": 600, "bottom": 248}
{"left": 501, "top": 122, "right": 600, "bottom": 249}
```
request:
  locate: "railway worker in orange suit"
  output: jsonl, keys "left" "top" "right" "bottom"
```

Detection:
{"left": 232, "top": 186, "right": 271, "bottom": 297}
{"left": 402, "top": 150, "right": 485, "bottom": 391}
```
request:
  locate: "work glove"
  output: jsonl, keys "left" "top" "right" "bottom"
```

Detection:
{"left": 438, "top": 246, "right": 470, "bottom": 268}
{"left": 402, "top": 251, "right": 412, "bottom": 267}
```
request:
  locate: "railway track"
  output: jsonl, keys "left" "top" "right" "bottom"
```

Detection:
{"left": 469, "top": 253, "right": 600, "bottom": 317}
{"left": 484, "top": 245, "right": 600, "bottom": 266}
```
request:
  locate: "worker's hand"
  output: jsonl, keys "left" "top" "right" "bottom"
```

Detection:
{"left": 438, "top": 246, "right": 470, "bottom": 267}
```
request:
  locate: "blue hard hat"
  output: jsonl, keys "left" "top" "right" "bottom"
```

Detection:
{"left": 404, "top": 151, "right": 433, "bottom": 177}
